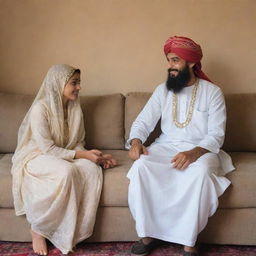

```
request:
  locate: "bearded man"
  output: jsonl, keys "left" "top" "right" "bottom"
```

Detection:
{"left": 126, "top": 36, "right": 235, "bottom": 256}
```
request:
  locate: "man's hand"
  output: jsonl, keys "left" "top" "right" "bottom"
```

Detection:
{"left": 171, "top": 147, "right": 209, "bottom": 170}
{"left": 128, "top": 138, "right": 148, "bottom": 160}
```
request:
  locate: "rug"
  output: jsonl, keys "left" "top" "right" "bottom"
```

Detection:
{"left": 0, "top": 241, "right": 256, "bottom": 256}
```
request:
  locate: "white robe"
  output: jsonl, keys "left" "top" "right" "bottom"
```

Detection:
{"left": 127, "top": 79, "right": 235, "bottom": 247}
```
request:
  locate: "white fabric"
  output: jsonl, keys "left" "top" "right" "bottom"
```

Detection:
{"left": 11, "top": 64, "right": 102, "bottom": 253}
{"left": 127, "top": 79, "right": 235, "bottom": 246}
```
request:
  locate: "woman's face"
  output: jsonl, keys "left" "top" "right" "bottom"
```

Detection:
{"left": 63, "top": 72, "right": 81, "bottom": 104}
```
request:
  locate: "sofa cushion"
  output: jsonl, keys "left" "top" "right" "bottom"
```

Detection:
{"left": 101, "top": 151, "right": 256, "bottom": 208}
{"left": 99, "top": 150, "right": 132, "bottom": 207}
{"left": 125, "top": 92, "right": 256, "bottom": 152}
{"left": 0, "top": 93, "right": 34, "bottom": 153}
{"left": 0, "top": 150, "right": 132, "bottom": 208}
{"left": 0, "top": 154, "right": 13, "bottom": 208}
{"left": 125, "top": 92, "right": 161, "bottom": 146}
{"left": 80, "top": 94, "right": 125, "bottom": 149}
{"left": 219, "top": 152, "right": 256, "bottom": 208}
{"left": 1, "top": 151, "right": 256, "bottom": 209}
{"left": 0, "top": 92, "right": 125, "bottom": 153}
{"left": 223, "top": 94, "right": 256, "bottom": 151}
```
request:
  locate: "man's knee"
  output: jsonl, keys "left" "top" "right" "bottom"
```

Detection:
{"left": 133, "top": 157, "right": 148, "bottom": 175}
{"left": 191, "top": 164, "right": 213, "bottom": 179}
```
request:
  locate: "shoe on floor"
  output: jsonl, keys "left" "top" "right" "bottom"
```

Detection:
{"left": 131, "top": 238, "right": 162, "bottom": 256}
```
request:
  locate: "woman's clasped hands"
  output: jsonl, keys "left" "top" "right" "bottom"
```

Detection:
{"left": 75, "top": 150, "right": 117, "bottom": 169}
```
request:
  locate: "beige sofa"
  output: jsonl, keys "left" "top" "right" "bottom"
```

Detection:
{"left": 0, "top": 92, "right": 256, "bottom": 245}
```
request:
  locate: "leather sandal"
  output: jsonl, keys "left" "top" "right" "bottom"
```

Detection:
{"left": 131, "top": 238, "right": 162, "bottom": 256}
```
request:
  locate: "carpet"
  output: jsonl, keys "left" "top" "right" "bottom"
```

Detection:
{"left": 0, "top": 241, "right": 256, "bottom": 256}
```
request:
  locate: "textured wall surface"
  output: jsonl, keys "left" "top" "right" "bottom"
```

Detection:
{"left": 0, "top": 0, "right": 255, "bottom": 95}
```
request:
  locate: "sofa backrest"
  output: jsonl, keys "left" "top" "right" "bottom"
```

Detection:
{"left": 0, "top": 92, "right": 125, "bottom": 153}
{"left": 125, "top": 92, "right": 256, "bottom": 152}
{"left": 1, "top": 91, "right": 256, "bottom": 153}
{"left": 223, "top": 94, "right": 256, "bottom": 151}
{"left": 80, "top": 94, "right": 125, "bottom": 149}
{"left": 125, "top": 92, "right": 161, "bottom": 147}
{"left": 0, "top": 93, "right": 34, "bottom": 153}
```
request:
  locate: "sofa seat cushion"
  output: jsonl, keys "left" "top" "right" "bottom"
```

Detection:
{"left": 1, "top": 152, "right": 256, "bottom": 209}
{"left": 0, "top": 151, "right": 132, "bottom": 208}
{"left": 99, "top": 150, "right": 132, "bottom": 206}
{"left": 101, "top": 151, "right": 256, "bottom": 208}
{"left": 0, "top": 154, "right": 13, "bottom": 208}
{"left": 219, "top": 152, "right": 256, "bottom": 208}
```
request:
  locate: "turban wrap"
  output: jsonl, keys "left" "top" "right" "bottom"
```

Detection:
{"left": 164, "top": 36, "right": 212, "bottom": 82}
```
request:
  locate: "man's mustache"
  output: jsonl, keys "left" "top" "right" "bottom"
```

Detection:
{"left": 168, "top": 68, "right": 179, "bottom": 73}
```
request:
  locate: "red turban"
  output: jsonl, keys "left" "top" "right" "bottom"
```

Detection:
{"left": 164, "top": 36, "right": 212, "bottom": 82}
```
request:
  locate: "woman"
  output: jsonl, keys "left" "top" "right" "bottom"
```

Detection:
{"left": 11, "top": 64, "right": 117, "bottom": 255}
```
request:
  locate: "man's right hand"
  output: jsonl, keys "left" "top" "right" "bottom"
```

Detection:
{"left": 128, "top": 139, "right": 148, "bottom": 160}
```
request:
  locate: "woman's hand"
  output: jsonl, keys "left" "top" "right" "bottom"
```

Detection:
{"left": 75, "top": 150, "right": 117, "bottom": 169}
{"left": 101, "top": 154, "right": 117, "bottom": 169}
{"left": 75, "top": 149, "right": 104, "bottom": 164}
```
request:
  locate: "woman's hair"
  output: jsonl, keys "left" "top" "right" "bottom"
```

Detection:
{"left": 74, "top": 69, "right": 81, "bottom": 74}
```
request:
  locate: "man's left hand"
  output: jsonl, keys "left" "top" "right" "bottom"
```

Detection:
{"left": 171, "top": 147, "right": 209, "bottom": 170}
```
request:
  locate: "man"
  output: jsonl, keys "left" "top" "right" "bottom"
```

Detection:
{"left": 126, "top": 36, "right": 234, "bottom": 256}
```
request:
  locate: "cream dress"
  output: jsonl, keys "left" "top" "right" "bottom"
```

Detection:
{"left": 11, "top": 65, "right": 102, "bottom": 254}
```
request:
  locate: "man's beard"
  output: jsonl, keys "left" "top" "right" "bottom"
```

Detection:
{"left": 166, "top": 64, "right": 191, "bottom": 93}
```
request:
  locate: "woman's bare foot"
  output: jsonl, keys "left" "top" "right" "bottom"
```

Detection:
{"left": 31, "top": 230, "right": 47, "bottom": 255}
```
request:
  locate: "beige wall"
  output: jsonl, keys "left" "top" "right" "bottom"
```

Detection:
{"left": 0, "top": 0, "right": 255, "bottom": 96}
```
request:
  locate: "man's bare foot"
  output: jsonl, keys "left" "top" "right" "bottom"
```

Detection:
{"left": 184, "top": 245, "right": 198, "bottom": 253}
{"left": 31, "top": 230, "right": 47, "bottom": 255}
{"left": 141, "top": 237, "right": 154, "bottom": 245}
{"left": 184, "top": 245, "right": 197, "bottom": 252}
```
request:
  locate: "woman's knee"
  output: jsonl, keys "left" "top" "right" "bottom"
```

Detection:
{"left": 58, "top": 163, "right": 79, "bottom": 181}
{"left": 75, "top": 159, "right": 101, "bottom": 177}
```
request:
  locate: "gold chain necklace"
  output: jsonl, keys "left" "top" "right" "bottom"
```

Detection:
{"left": 172, "top": 79, "right": 199, "bottom": 128}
